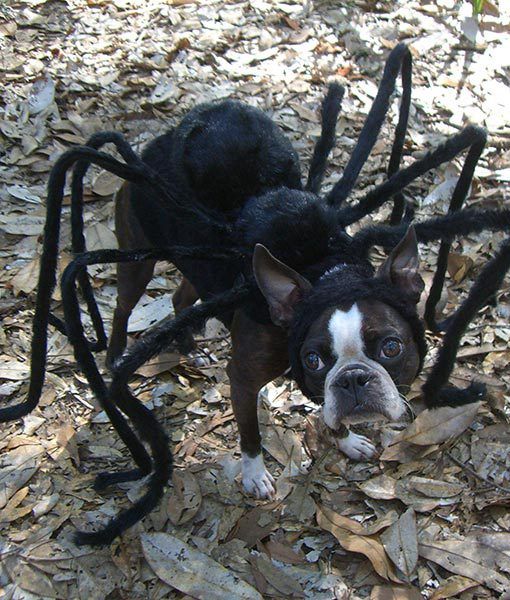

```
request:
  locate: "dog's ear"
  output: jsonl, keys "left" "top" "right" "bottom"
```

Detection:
{"left": 253, "top": 244, "right": 312, "bottom": 327}
{"left": 377, "top": 226, "right": 424, "bottom": 304}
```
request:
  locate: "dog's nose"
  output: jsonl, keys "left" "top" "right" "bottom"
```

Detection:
{"left": 334, "top": 367, "right": 372, "bottom": 398}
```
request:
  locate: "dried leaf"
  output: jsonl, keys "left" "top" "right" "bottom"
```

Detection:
{"left": 419, "top": 539, "right": 510, "bottom": 592}
{"left": 370, "top": 585, "right": 422, "bottom": 600}
{"left": 407, "top": 477, "right": 463, "bottom": 499}
{"left": 264, "top": 539, "right": 306, "bottom": 565}
{"left": 228, "top": 507, "right": 277, "bottom": 548}
{"left": 380, "top": 508, "right": 418, "bottom": 578}
{"left": 317, "top": 505, "right": 402, "bottom": 583}
{"left": 285, "top": 480, "right": 316, "bottom": 521}
{"left": 136, "top": 352, "right": 181, "bottom": 377}
{"left": 253, "top": 555, "right": 303, "bottom": 596}
{"left": 0, "top": 357, "right": 30, "bottom": 381}
{"left": 128, "top": 294, "right": 174, "bottom": 333}
{"left": 167, "top": 470, "right": 202, "bottom": 525}
{"left": 92, "top": 170, "right": 120, "bottom": 196}
{"left": 11, "top": 258, "right": 40, "bottom": 296}
{"left": 0, "top": 446, "right": 44, "bottom": 509}
{"left": 141, "top": 532, "right": 262, "bottom": 599}
{"left": 430, "top": 575, "right": 478, "bottom": 600}
{"left": 447, "top": 253, "right": 474, "bottom": 284}
{"left": 359, "top": 474, "right": 398, "bottom": 500}
{"left": 0, "top": 214, "right": 45, "bottom": 235}
{"left": 27, "top": 74, "right": 55, "bottom": 114}
{"left": 387, "top": 403, "right": 481, "bottom": 447}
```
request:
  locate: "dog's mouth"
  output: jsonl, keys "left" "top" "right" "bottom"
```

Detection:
{"left": 322, "top": 361, "right": 409, "bottom": 430}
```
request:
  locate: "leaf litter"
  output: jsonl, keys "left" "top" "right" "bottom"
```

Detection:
{"left": 1, "top": 0, "right": 510, "bottom": 598}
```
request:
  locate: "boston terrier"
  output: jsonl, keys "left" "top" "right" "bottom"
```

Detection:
{"left": 107, "top": 97, "right": 426, "bottom": 499}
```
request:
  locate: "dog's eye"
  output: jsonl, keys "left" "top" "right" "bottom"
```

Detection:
{"left": 303, "top": 352, "right": 325, "bottom": 371}
{"left": 380, "top": 337, "right": 402, "bottom": 359}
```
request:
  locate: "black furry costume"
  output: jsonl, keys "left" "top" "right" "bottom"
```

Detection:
{"left": 1, "top": 43, "right": 508, "bottom": 545}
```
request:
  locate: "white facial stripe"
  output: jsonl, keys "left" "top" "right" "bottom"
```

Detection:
{"left": 328, "top": 304, "right": 365, "bottom": 361}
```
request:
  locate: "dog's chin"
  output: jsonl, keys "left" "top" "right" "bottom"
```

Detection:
{"left": 323, "top": 392, "right": 408, "bottom": 432}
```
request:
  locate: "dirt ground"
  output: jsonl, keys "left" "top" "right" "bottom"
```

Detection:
{"left": 1, "top": 0, "right": 510, "bottom": 598}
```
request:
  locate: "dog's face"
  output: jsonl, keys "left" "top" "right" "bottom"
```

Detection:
{"left": 253, "top": 228, "right": 424, "bottom": 431}
{"left": 299, "top": 299, "right": 420, "bottom": 428}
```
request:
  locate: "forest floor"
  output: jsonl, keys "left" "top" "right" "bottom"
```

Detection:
{"left": 1, "top": 0, "right": 510, "bottom": 598}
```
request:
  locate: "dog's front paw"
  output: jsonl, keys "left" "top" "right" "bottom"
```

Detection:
{"left": 241, "top": 453, "right": 275, "bottom": 499}
{"left": 335, "top": 431, "right": 376, "bottom": 460}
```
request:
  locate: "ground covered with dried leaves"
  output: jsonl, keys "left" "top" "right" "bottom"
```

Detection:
{"left": 1, "top": 0, "right": 510, "bottom": 598}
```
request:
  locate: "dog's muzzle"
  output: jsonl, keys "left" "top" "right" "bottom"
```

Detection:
{"left": 324, "top": 360, "right": 407, "bottom": 429}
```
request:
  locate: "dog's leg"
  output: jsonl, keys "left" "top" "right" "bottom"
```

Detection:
{"left": 107, "top": 183, "right": 156, "bottom": 367}
{"left": 172, "top": 277, "right": 199, "bottom": 354}
{"left": 107, "top": 259, "right": 157, "bottom": 368}
{"left": 227, "top": 309, "right": 288, "bottom": 499}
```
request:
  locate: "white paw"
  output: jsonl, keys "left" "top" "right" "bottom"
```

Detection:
{"left": 335, "top": 431, "right": 376, "bottom": 460}
{"left": 241, "top": 453, "right": 275, "bottom": 499}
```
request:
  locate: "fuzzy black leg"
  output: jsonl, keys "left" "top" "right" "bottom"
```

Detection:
{"left": 73, "top": 265, "right": 251, "bottom": 545}
{"left": 327, "top": 43, "right": 412, "bottom": 207}
{"left": 339, "top": 125, "right": 487, "bottom": 226}
{"left": 62, "top": 246, "right": 245, "bottom": 491}
{"left": 351, "top": 208, "right": 510, "bottom": 261}
{"left": 424, "top": 131, "right": 487, "bottom": 332}
{"left": 388, "top": 49, "right": 412, "bottom": 225}
{"left": 306, "top": 82, "right": 344, "bottom": 194}
{"left": 69, "top": 133, "right": 142, "bottom": 353}
{"left": 0, "top": 138, "right": 235, "bottom": 423}
{"left": 422, "top": 239, "right": 510, "bottom": 407}
{"left": 0, "top": 147, "right": 152, "bottom": 422}
{"left": 74, "top": 379, "right": 171, "bottom": 546}
{"left": 61, "top": 256, "right": 153, "bottom": 488}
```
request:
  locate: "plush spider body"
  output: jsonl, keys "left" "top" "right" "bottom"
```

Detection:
{"left": 2, "top": 43, "right": 509, "bottom": 545}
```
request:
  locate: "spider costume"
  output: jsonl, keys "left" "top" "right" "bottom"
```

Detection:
{"left": 1, "top": 43, "right": 508, "bottom": 545}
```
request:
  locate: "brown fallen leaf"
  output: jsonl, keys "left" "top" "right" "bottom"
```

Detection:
{"left": 380, "top": 508, "right": 418, "bottom": 578}
{"left": 16, "top": 564, "right": 56, "bottom": 598}
{"left": 55, "top": 421, "right": 80, "bottom": 466}
{"left": 167, "top": 470, "right": 202, "bottom": 525}
{"left": 407, "top": 477, "right": 463, "bottom": 499}
{"left": 141, "top": 532, "right": 262, "bottom": 600}
{"left": 92, "top": 170, "right": 120, "bottom": 196}
{"left": 285, "top": 478, "right": 316, "bottom": 521}
{"left": 419, "top": 539, "right": 510, "bottom": 592}
{"left": 10, "top": 258, "right": 40, "bottom": 296}
{"left": 0, "top": 357, "right": 30, "bottom": 381}
{"left": 27, "top": 73, "right": 55, "bottom": 115}
{"left": 253, "top": 555, "right": 303, "bottom": 596}
{"left": 430, "top": 575, "right": 478, "bottom": 600}
{"left": 0, "top": 445, "right": 44, "bottom": 509}
{"left": 316, "top": 505, "right": 402, "bottom": 583}
{"left": 264, "top": 539, "right": 306, "bottom": 565}
{"left": 228, "top": 506, "right": 278, "bottom": 548}
{"left": 394, "top": 478, "right": 458, "bottom": 513}
{"left": 380, "top": 441, "right": 439, "bottom": 463}
{"left": 359, "top": 474, "right": 398, "bottom": 500}
{"left": 387, "top": 402, "right": 481, "bottom": 447}
{"left": 370, "top": 585, "right": 422, "bottom": 599}
{"left": 447, "top": 252, "right": 474, "bottom": 284}
{"left": 136, "top": 353, "right": 181, "bottom": 377}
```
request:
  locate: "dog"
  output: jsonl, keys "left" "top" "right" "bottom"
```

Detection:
{"left": 106, "top": 97, "right": 425, "bottom": 499}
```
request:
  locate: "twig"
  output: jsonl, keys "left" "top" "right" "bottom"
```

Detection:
{"left": 446, "top": 450, "right": 510, "bottom": 495}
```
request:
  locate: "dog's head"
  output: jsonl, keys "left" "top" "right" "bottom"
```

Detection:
{"left": 253, "top": 228, "right": 426, "bottom": 431}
